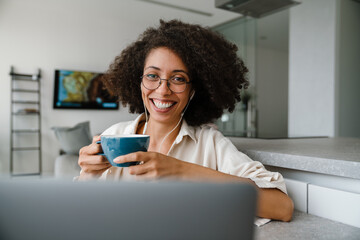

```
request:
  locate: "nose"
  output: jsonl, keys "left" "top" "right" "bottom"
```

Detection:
{"left": 157, "top": 78, "right": 172, "bottom": 95}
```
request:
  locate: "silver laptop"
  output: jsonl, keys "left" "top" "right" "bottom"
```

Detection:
{"left": 0, "top": 179, "right": 257, "bottom": 240}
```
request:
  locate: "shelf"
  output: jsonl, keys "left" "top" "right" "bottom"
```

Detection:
{"left": 10, "top": 66, "right": 42, "bottom": 176}
{"left": 10, "top": 73, "right": 40, "bottom": 81}
{"left": 12, "top": 89, "right": 39, "bottom": 93}
{"left": 11, "top": 73, "right": 33, "bottom": 77}
{"left": 12, "top": 112, "right": 40, "bottom": 115}
{"left": 11, "top": 77, "right": 39, "bottom": 81}
{"left": 12, "top": 129, "right": 40, "bottom": 133}
{"left": 12, "top": 147, "right": 40, "bottom": 151}
{"left": 11, "top": 172, "right": 41, "bottom": 177}
{"left": 12, "top": 100, "right": 39, "bottom": 104}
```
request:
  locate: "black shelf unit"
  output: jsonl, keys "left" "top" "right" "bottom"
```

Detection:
{"left": 10, "top": 66, "right": 42, "bottom": 177}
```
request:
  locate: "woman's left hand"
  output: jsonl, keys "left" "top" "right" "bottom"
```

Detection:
{"left": 113, "top": 152, "right": 186, "bottom": 180}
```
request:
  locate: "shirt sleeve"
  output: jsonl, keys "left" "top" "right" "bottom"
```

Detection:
{"left": 216, "top": 136, "right": 287, "bottom": 194}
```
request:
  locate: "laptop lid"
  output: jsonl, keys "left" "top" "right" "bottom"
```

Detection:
{"left": 0, "top": 180, "right": 257, "bottom": 240}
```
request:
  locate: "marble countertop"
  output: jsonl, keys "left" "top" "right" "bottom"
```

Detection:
{"left": 228, "top": 137, "right": 360, "bottom": 180}
{"left": 255, "top": 211, "right": 360, "bottom": 240}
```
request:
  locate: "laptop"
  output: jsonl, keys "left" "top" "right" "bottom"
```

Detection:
{"left": 0, "top": 179, "right": 257, "bottom": 240}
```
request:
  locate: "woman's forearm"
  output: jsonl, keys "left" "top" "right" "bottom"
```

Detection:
{"left": 256, "top": 187, "right": 294, "bottom": 221}
{"left": 181, "top": 161, "right": 294, "bottom": 221}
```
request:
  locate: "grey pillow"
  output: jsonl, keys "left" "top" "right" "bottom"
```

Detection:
{"left": 51, "top": 121, "right": 92, "bottom": 155}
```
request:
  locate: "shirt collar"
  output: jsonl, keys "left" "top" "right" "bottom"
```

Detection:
{"left": 125, "top": 114, "right": 197, "bottom": 144}
{"left": 123, "top": 114, "right": 145, "bottom": 134}
{"left": 175, "top": 118, "right": 197, "bottom": 144}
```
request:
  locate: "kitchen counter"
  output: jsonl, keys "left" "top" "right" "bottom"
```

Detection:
{"left": 229, "top": 137, "right": 360, "bottom": 229}
{"left": 255, "top": 211, "right": 360, "bottom": 240}
{"left": 228, "top": 137, "right": 360, "bottom": 180}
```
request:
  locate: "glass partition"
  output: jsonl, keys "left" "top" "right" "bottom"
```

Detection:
{"left": 213, "top": 17, "right": 257, "bottom": 137}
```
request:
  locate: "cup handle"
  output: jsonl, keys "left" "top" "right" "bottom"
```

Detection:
{"left": 96, "top": 141, "right": 105, "bottom": 156}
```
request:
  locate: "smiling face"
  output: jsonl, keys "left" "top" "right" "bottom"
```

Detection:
{"left": 141, "top": 47, "right": 192, "bottom": 126}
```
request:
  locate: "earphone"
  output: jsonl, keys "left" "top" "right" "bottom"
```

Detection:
{"left": 142, "top": 91, "right": 195, "bottom": 135}
{"left": 142, "top": 90, "right": 196, "bottom": 152}
{"left": 190, "top": 91, "right": 195, "bottom": 100}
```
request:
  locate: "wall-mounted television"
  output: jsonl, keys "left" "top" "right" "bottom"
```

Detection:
{"left": 53, "top": 69, "right": 119, "bottom": 110}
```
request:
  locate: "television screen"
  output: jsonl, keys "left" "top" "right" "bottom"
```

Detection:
{"left": 53, "top": 69, "right": 119, "bottom": 110}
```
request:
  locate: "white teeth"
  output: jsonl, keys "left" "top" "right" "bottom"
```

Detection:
{"left": 153, "top": 100, "right": 174, "bottom": 109}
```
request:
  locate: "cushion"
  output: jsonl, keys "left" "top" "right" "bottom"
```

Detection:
{"left": 51, "top": 121, "right": 92, "bottom": 155}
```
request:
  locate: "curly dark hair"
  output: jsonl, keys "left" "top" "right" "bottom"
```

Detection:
{"left": 103, "top": 19, "right": 249, "bottom": 126}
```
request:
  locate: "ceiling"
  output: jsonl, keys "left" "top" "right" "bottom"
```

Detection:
{"left": 135, "top": 0, "right": 288, "bottom": 51}
{"left": 135, "top": 0, "right": 241, "bottom": 27}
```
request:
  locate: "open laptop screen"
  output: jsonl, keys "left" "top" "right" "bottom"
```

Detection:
{"left": 0, "top": 180, "right": 257, "bottom": 240}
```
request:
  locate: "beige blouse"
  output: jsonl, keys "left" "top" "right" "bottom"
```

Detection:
{"left": 98, "top": 114, "right": 287, "bottom": 194}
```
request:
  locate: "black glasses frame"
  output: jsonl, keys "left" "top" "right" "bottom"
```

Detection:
{"left": 140, "top": 75, "right": 192, "bottom": 93}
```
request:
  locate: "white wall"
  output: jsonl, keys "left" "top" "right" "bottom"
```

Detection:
{"left": 288, "top": 0, "right": 337, "bottom": 137}
{"left": 0, "top": 0, "right": 141, "bottom": 174}
{"left": 0, "top": 0, "right": 238, "bottom": 174}
{"left": 215, "top": 0, "right": 359, "bottom": 139}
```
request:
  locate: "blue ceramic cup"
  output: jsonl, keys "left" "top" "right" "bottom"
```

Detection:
{"left": 99, "top": 134, "right": 150, "bottom": 167}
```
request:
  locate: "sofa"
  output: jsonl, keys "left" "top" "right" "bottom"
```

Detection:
{"left": 54, "top": 154, "right": 81, "bottom": 179}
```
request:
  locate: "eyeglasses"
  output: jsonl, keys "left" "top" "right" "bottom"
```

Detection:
{"left": 141, "top": 74, "right": 192, "bottom": 93}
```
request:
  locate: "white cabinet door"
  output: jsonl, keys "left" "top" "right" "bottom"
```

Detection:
{"left": 284, "top": 178, "right": 308, "bottom": 213}
{"left": 308, "top": 184, "right": 360, "bottom": 228}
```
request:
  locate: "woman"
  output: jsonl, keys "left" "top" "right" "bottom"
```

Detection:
{"left": 78, "top": 20, "right": 294, "bottom": 221}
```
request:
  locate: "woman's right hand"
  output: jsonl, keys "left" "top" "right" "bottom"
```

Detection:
{"left": 78, "top": 135, "right": 112, "bottom": 180}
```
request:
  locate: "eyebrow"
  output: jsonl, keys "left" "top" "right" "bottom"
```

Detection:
{"left": 145, "top": 66, "right": 189, "bottom": 76}
{"left": 145, "top": 66, "right": 161, "bottom": 71}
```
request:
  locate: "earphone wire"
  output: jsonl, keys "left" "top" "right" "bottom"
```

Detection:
{"left": 158, "top": 115, "right": 182, "bottom": 153}
{"left": 142, "top": 91, "right": 194, "bottom": 153}
{"left": 158, "top": 92, "right": 193, "bottom": 153}
{"left": 142, "top": 100, "right": 148, "bottom": 135}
